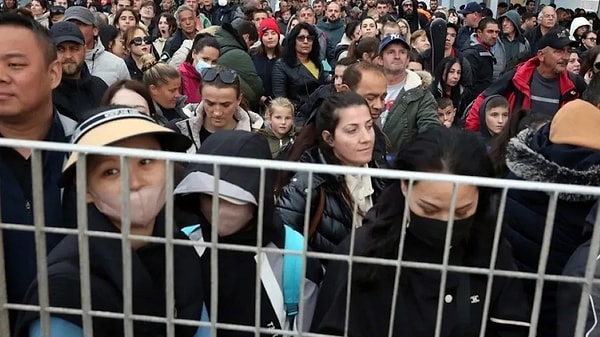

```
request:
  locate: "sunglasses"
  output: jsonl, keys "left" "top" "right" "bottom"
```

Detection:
{"left": 130, "top": 36, "right": 152, "bottom": 46}
{"left": 50, "top": 5, "right": 66, "bottom": 14}
{"left": 201, "top": 68, "right": 238, "bottom": 84}
{"left": 296, "top": 34, "right": 315, "bottom": 42}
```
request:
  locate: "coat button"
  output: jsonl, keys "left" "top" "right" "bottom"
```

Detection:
{"left": 444, "top": 294, "right": 453, "bottom": 303}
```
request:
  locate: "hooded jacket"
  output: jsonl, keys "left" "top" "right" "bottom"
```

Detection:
{"left": 215, "top": 23, "right": 264, "bottom": 113}
{"left": 464, "top": 56, "right": 586, "bottom": 131}
{"left": 171, "top": 102, "right": 264, "bottom": 153}
{"left": 503, "top": 120, "right": 600, "bottom": 336}
{"left": 14, "top": 205, "right": 205, "bottom": 337}
{"left": 52, "top": 64, "right": 108, "bottom": 122}
{"left": 85, "top": 38, "right": 131, "bottom": 86}
{"left": 477, "top": 94, "right": 505, "bottom": 141}
{"left": 462, "top": 33, "right": 496, "bottom": 98}
{"left": 382, "top": 70, "right": 440, "bottom": 152}
{"left": 256, "top": 124, "right": 301, "bottom": 159}
{"left": 154, "top": 96, "right": 189, "bottom": 126}
{"left": 164, "top": 29, "right": 193, "bottom": 59}
{"left": 311, "top": 182, "right": 531, "bottom": 337}
{"left": 317, "top": 17, "right": 345, "bottom": 62}
{"left": 174, "top": 131, "right": 322, "bottom": 335}
{"left": 569, "top": 17, "right": 592, "bottom": 42}
{"left": 211, "top": 4, "right": 244, "bottom": 27}
{"left": 178, "top": 61, "right": 202, "bottom": 104}
{"left": 276, "top": 147, "right": 387, "bottom": 254}
{"left": 499, "top": 10, "right": 531, "bottom": 67}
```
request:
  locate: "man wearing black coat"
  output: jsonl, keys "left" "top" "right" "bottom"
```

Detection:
{"left": 50, "top": 21, "right": 107, "bottom": 122}
{"left": 399, "top": 0, "right": 428, "bottom": 32}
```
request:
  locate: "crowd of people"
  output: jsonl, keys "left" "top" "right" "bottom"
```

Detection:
{"left": 1, "top": 0, "right": 600, "bottom": 335}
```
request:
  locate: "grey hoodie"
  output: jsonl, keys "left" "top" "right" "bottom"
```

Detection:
{"left": 498, "top": 10, "right": 531, "bottom": 69}
{"left": 85, "top": 38, "right": 131, "bottom": 86}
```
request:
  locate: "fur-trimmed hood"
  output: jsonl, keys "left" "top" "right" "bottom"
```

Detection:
{"left": 414, "top": 70, "right": 432, "bottom": 89}
{"left": 506, "top": 126, "right": 600, "bottom": 202}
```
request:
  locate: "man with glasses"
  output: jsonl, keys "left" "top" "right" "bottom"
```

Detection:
{"left": 455, "top": 1, "right": 482, "bottom": 51}
{"left": 525, "top": 5, "right": 557, "bottom": 55}
{"left": 64, "top": 6, "right": 130, "bottom": 86}
{"left": 400, "top": 0, "right": 427, "bottom": 32}
{"left": 465, "top": 27, "right": 587, "bottom": 131}
{"left": 51, "top": 21, "right": 107, "bottom": 122}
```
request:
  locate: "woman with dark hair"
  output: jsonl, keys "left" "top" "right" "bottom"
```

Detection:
{"left": 430, "top": 56, "right": 470, "bottom": 120}
{"left": 272, "top": 22, "right": 325, "bottom": 110}
{"left": 334, "top": 20, "right": 360, "bottom": 62}
{"left": 347, "top": 36, "right": 380, "bottom": 63}
{"left": 154, "top": 12, "right": 177, "bottom": 54}
{"left": 30, "top": 0, "right": 49, "bottom": 28}
{"left": 580, "top": 45, "right": 600, "bottom": 83}
{"left": 251, "top": 17, "right": 282, "bottom": 109}
{"left": 178, "top": 33, "right": 220, "bottom": 104}
{"left": 101, "top": 79, "right": 158, "bottom": 118}
{"left": 311, "top": 127, "right": 531, "bottom": 336}
{"left": 276, "top": 91, "right": 386, "bottom": 255}
{"left": 114, "top": 7, "right": 139, "bottom": 34}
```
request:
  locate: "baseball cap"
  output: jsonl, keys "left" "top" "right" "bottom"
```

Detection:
{"left": 538, "top": 27, "right": 578, "bottom": 50}
{"left": 50, "top": 21, "right": 84, "bottom": 46}
{"left": 60, "top": 107, "right": 192, "bottom": 187}
{"left": 64, "top": 6, "right": 96, "bottom": 26}
{"left": 458, "top": 1, "right": 482, "bottom": 14}
{"left": 379, "top": 34, "right": 411, "bottom": 54}
{"left": 174, "top": 171, "right": 257, "bottom": 206}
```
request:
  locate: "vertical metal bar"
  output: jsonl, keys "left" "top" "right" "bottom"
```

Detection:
{"left": 478, "top": 188, "right": 509, "bottom": 337}
{"left": 298, "top": 171, "right": 315, "bottom": 335}
{"left": 210, "top": 164, "right": 220, "bottom": 337}
{"left": 573, "top": 202, "right": 600, "bottom": 337}
{"left": 164, "top": 160, "right": 175, "bottom": 337}
{"left": 343, "top": 177, "right": 360, "bottom": 337}
{"left": 120, "top": 156, "right": 133, "bottom": 337}
{"left": 387, "top": 179, "right": 414, "bottom": 337}
{"left": 75, "top": 155, "right": 93, "bottom": 337}
{"left": 0, "top": 176, "right": 10, "bottom": 337}
{"left": 433, "top": 182, "right": 459, "bottom": 337}
{"left": 527, "top": 191, "right": 559, "bottom": 337}
{"left": 254, "top": 167, "right": 265, "bottom": 337}
{"left": 30, "top": 149, "right": 50, "bottom": 337}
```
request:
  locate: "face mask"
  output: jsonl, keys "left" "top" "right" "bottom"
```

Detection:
{"left": 195, "top": 60, "right": 213, "bottom": 74}
{"left": 407, "top": 210, "right": 474, "bottom": 248}
{"left": 218, "top": 0, "right": 227, "bottom": 7}
{"left": 91, "top": 184, "right": 166, "bottom": 228}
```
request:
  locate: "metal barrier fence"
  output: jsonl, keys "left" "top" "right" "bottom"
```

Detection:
{"left": 1, "top": 137, "right": 600, "bottom": 337}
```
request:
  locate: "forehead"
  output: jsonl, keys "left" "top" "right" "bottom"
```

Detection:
{"left": 356, "top": 70, "right": 386, "bottom": 93}
{"left": 362, "top": 18, "right": 375, "bottom": 25}
{"left": 336, "top": 105, "right": 371, "bottom": 124}
{"left": 202, "top": 85, "right": 238, "bottom": 99}
{"left": 0, "top": 27, "right": 46, "bottom": 62}
{"left": 483, "top": 22, "right": 499, "bottom": 30}
{"left": 412, "top": 181, "right": 478, "bottom": 206}
{"left": 300, "top": 8, "right": 313, "bottom": 14}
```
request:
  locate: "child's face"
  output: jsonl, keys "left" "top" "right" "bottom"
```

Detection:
{"left": 269, "top": 106, "right": 294, "bottom": 138}
{"left": 437, "top": 106, "right": 456, "bottom": 127}
{"left": 485, "top": 107, "right": 509, "bottom": 135}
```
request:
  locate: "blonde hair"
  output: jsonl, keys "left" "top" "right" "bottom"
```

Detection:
{"left": 124, "top": 26, "right": 148, "bottom": 51}
{"left": 140, "top": 54, "right": 180, "bottom": 87}
{"left": 410, "top": 29, "right": 427, "bottom": 48}
{"left": 267, "top": 97, "right": 295, "bottom": 118}
{"left": 397, "top": 18, "right": 411, "bottom": 42}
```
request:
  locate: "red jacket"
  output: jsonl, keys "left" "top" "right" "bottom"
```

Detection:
{"left": 464, "top": 57, "right": 585, "bottom": 131}
{"left": 178, "top": 62, "right": 202, "bottom": 104}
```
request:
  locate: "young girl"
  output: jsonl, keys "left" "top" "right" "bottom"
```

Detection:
{"left": 257, "top": 97, "right": 300, "bottom": 159}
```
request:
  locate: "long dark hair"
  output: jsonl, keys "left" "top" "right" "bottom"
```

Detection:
{"left": 431, "top": 56, "right": 463, "bottom": 96}
{"left": 274, "top": 91, "right": 370, "bottom": 197}
{"left": 185, "top": 33, "right": 220, "bottom": 64}
{"left": 353, "top": 127, "right": 498, "bottom": 283}
{"left": 282, "top": 22, "right": 321, "bottom": 68}
{"left": 581, "top": 45, "right": 600, "bottom": 76}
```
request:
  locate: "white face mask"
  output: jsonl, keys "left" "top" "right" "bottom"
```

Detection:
{"left": 218, "top": 0, "right": 227, "bottom": 6}
{"left": 91, "top": 184, "right": 166, "bottom": 228}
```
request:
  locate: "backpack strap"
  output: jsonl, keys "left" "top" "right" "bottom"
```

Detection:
{"left": 282, "top": 225, "right": 304, "bottom": 328}
{"left": 308, "top": 186, "right": 326, "bottom": 238}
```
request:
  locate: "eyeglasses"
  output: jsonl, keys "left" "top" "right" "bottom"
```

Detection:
{"left": 50, "top": 5, "right": 66, "bottom": 14}
{"left": 130, "top": 36, "right": 152, "bottom": 46}
{"left": 296, "top": 34, "right": 315, "bottom": 42}
{"left": 201, "top": 68, "right": 238, "bottom": 84}
{"left": 587, "top": 37, "right": 597, "bottom": 42}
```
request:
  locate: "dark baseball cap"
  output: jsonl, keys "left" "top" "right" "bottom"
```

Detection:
{"left": 64, "top": 6, "right": 96, "bottom": 26}
{"left": 379, "top": 34, "right": 411, "bottom": 54}
{"left": 458, "top": 1, "right": 482, "bottom": 14}
{"left": 538, "top": 27, "right": 578, "bottom": 50}
{"left": 50, "top": 21, "right": 85, "bottom": 46}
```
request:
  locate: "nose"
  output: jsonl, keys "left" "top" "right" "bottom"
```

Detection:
{"left": 128, "top": 159, "right": 145, "bottom": 192}
{"left": 373, "top": 97, "right": 384, "bottom": 113}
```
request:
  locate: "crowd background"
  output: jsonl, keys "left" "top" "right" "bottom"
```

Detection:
{"left": 2, "top": 0, "right": 600, "bottom": 336}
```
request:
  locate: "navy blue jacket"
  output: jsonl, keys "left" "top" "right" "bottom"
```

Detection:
{"left": 1, "top": 112, "right": 76, "bottom": 333}
{"left": 503, "top": 125, "right": 599, "bottom": 337}
{"left": 250, "top": 52, "right": 279, "bottom": 99}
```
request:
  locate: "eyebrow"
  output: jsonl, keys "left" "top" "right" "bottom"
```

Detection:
{"left": 0, "top": 52, "right": 28, "bottom": 60}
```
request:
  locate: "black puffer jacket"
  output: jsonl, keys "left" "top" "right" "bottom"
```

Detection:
{"left": 272, "top": 58, "right": 325, "bottom": 110}
{"left": 276, "top": 147, "right": 386, "bottom": 254}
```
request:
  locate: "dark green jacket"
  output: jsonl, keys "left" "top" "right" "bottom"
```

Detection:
{"left": 383, "top": 70, "right": 440, "bottom": 152}
{"left": 215, "top": 23, "right": 264, "bottom": 112}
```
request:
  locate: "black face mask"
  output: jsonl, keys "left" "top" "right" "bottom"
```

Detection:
{"left": 407, "top": 210, "right": 475, "bottom": 249}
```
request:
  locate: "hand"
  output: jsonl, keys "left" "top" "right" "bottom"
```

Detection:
{"left": 443, "top": 120, "right": 452, "bottom": 128}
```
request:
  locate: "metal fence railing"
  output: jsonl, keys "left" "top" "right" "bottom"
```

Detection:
{"left": 1, "top": 137, "right": 600, "bottom": 337}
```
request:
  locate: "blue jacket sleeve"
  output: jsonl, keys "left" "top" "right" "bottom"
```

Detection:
{"left": 29, "top": 317, "right": 83, "bottom": 337}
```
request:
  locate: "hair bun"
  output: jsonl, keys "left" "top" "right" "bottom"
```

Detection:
{"left": 140, "top": 54, "right": 158, "bottom": 72}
